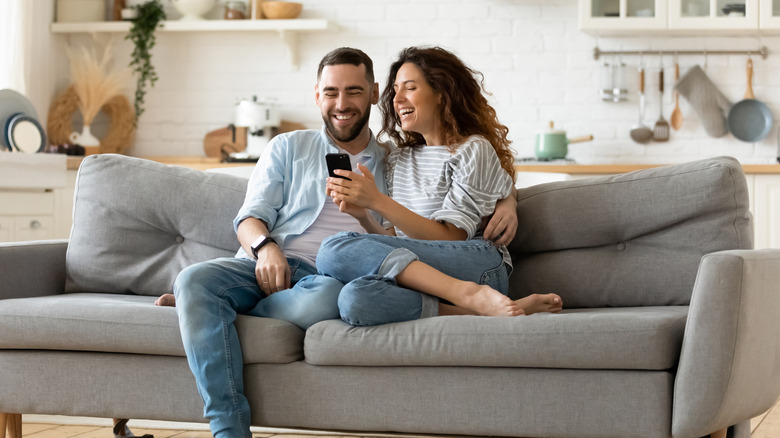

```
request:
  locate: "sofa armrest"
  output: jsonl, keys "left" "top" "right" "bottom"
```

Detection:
{"left": 0, "top": 239, "right": 68, "bottom": 300}
{"left": 672, "top": 249, "right": 780, "bottom": 438}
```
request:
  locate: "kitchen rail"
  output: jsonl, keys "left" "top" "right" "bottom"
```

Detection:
{"left": 593, "top": 46, "right": 769, "bottom": 60}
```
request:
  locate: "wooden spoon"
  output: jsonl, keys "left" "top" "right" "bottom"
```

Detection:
{"left": 670, "top": 62, "right": 683, "bottom": 130}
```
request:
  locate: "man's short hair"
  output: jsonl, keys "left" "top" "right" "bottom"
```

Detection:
{"left": 317, "top": 47, "right": 375, "bottom": 84}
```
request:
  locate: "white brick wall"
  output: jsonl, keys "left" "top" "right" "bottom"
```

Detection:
{"left": 56, "top": 0, "right": 780, "bottom": 164}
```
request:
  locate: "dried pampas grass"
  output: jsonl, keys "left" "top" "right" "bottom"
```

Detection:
{"left": 65, "top": 40, "right": 133, "bottom": 126}
{"left": 48, "top": 86, "right": 136, "bottom": 154}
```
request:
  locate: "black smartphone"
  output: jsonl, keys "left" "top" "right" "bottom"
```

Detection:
{"left": 326, "top": 153, "right": 352, "bottom": 180}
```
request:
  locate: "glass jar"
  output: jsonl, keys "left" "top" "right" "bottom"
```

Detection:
{"left": 224, "top": 1, "right": 247, "bottom": 19}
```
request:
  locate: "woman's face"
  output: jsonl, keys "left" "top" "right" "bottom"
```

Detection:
{"left": 393, "top": 62, "right": 442, "bottom": 145}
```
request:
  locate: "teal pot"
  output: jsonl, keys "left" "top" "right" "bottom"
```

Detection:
{"left": 534, "top": 121, "right": 593, "bottom": 160}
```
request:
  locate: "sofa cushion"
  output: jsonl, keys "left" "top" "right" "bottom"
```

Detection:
{"left": 509, "top": 156, "right": 752, "bottom": 308}
{"left": 66, "top": 154, "right": 248, "bottom": 297}
{"left": 0, "top": 293, "right": 304, "bottom": 364}
{"left": 304, "top": 306, "right": 688, "bottom": 370}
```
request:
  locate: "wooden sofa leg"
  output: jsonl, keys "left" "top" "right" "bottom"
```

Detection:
{"left": 6, "top": 413, "right": 21, "bottom": 438}
{"left": 710, "top": 428, "right": 728, "bottom": 438}
{"left": 0, "top": 413, "right": 7, "bottom": 438}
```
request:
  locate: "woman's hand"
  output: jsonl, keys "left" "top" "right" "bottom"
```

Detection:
{"left": 331, "top": 195, "right": 370, "bottom": 222}
{"left": 326, "top": 163, "right": 384, "bottom": 210}
{"left": 482, "top": 191, "right": 518, "bottom": 246}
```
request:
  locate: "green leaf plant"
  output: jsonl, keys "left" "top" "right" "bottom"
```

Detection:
{"left": 126, "top": 0, "right": 166, "bottom": 121}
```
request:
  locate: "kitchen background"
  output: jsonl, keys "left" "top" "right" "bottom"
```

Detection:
{"left": 26, "top": 0, "right": 780, "bottom": 164}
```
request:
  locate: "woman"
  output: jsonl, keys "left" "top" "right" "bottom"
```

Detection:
{"left": 318, "top": 46, "right": 561, "bottom": 326}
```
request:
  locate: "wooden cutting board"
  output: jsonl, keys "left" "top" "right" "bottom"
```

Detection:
{"left": 203, "top": 121, "right": 307, "bottom": 158}
{"left": 203, "top": 125, "right": 247, "bottom": 158}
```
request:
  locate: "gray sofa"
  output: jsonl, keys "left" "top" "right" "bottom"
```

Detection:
{"left": 1, "top": 153, "right": 779, "bottom": 438}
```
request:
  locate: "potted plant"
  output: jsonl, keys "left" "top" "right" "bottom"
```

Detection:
{"left": 126, "top": 0, "right": 166, "bottom": 120}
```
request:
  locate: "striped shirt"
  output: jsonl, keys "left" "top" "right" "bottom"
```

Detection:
{"left": 386, "top": 135, "right": 514, "bottom": 267}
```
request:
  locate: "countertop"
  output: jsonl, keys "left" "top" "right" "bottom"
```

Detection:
{"left": 67, "top": 155, "right": 780, "bottom": 174}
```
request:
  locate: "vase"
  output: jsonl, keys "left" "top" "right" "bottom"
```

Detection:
{"left": 70, "top": 125, "right": 101, "bottom": 155}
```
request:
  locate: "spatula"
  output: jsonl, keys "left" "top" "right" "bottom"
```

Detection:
{"left": 653, "top": 68, "right": 669, "bottom": 142}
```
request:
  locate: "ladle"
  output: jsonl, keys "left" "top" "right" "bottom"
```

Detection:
{"left": 630, "top": 67, "right": 653, "bottom": 143}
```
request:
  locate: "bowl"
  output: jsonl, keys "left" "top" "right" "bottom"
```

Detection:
{"left": 261, "top": 1, "right": 303, "bottom": 19}
{"left": 171, "top": 0, "right": 218, "bottom": 20}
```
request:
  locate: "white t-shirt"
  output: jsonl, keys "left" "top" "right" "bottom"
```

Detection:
{"left": 283, "top": 150, "right": 368, "bottom": 267}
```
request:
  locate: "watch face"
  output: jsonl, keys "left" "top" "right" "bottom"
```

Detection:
{"left": 251, "top": 235, "right": 273, "bottom": 258}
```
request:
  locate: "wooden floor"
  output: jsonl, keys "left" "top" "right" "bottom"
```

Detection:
{"left": 15, "top": 397, "right": 780, "bottom": 438}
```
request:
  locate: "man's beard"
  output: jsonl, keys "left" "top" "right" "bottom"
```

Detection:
{"left": 323, "top": 106, "right": 371, "bottom": 143}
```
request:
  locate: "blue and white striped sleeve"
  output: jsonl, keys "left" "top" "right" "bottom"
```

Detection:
{"left": 430, "top": 137, "right": 513, "bottom": 239}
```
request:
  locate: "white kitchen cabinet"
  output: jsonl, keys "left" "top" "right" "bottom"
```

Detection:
{"left": 580, "top": 0, "right": 777, "bottom": 33}
{"left": 0, "top": 217, "right": 13, "bottom": 242}
{"left": 752, "top": 174, "right": 780, "bottom": 249}
{"left": 759, "top": 0, "right": 780, "bottom": 28}
{"left": 53, "top": 170, "right": 78, "bottom": 240}
{"left": 0, "top": 190, "right": 56, "bottom": 242}
{"left": 579, "top": 0, "right": 668, "bottom": 32}
{"left": 668, "top": 0, "right": 759, "bottom": 30}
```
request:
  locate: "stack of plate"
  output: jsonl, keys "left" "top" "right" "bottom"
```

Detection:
{"left": 0, "top": 89, "right": 46, "bottom": 154}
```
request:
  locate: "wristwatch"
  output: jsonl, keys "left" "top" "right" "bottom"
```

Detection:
{"left": 250, "top": 235, "right": 277, "bottom": 258}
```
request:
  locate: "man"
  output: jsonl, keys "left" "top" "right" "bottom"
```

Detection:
{"left": 173, "top": 47, "right": 517, "bottom": 438}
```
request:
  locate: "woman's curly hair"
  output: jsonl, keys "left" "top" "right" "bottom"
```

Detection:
{"left": 379, "top": 46, "right": 515, "bottom": 181}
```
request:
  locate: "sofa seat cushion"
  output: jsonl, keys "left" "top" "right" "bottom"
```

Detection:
{"left": 304, "top": 306, "right": 688, "bottom": 370}
{"left": 0, "top": 293, "right": 304, "bottom": 364}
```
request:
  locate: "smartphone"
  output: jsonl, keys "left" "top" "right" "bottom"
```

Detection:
{"left": 326, "top": 153, "right": 352, "bottom": 180}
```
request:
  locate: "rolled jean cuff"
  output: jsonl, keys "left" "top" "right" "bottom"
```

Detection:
{"left": 420, "top": 293, "right": 439, "bottom": 318}
{"left": 377, "top": 247, "right": 419, "bottom": 279}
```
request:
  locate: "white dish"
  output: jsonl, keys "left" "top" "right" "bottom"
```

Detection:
{"left": 0, "top": 89, "right": 39, "bottom": 151}
{"left": 5, "top": 113, "right": 46, "bottom": 153}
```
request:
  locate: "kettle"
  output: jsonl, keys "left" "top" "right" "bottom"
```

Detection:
{"left": 534, "top": 121, "right": 593, "bottom": 160}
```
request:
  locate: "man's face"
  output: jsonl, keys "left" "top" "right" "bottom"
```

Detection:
{"left": 315, "top": 64, "right": 378, "bottom": 145}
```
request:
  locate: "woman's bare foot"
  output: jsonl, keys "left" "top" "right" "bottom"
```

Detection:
{"left": 154, "top": 293, "right": 176, "bottom": 307}
{"left": 453, "top": 282, "right": 524, "bottom": 317}
{"left": 515, "top": 293, "right": 562, "bottom": 315}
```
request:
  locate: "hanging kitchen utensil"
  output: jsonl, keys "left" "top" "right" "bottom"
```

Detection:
{"left": 674, "top": 65, "right": 730, "bottom": 137}
{"left": 630, "top": 66, "right": 653, "bottom": 143}
{"left": 670, "top": 61, "right": 683, "bottom": 130}
{"left": 727, "top": 58, "right": 773, "bottom": 142}
{"left": 653, "top": 65, "right": 669, "bottom": 142}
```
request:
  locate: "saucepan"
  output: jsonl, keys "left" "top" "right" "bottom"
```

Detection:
{"left": 535, "top": 121, "right": 593, "bottom": 160}
{"left": 727, "top": 59, "right": 774, "bottom": 143}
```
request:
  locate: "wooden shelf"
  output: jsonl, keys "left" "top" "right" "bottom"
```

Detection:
{"left": 50, "top": 19, "right": 335, "bottom": 68}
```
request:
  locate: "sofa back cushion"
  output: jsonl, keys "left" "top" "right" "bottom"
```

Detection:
{"left": 508, "top": 156, "right": 752, "bottom": 308}
{"left": 65, "top": 154, "right": 248, "bottom": 297}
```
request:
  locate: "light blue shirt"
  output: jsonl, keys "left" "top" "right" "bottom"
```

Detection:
{"left": 233, "top": 127, "right": 388, "bottom": 259}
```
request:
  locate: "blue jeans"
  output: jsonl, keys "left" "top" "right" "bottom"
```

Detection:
{"left": 316, "top": 232, "right": 509, "bottom": 326}
{"left": 173, "top": 256, "right": 342, "bottom": 438}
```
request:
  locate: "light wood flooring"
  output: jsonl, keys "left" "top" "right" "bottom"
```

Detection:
{"left": 15, "top": 397, "right": 780, "bottom": 438}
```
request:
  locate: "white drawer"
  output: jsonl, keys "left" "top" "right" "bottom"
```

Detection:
{"left": 0, "top": 216, "right": 12, "bottom": 241}
{"left": 0, "top": 190, "right": 55, "bottom": 215}
{"left": 12, "top": 215, "right": 54, "bottom": 241}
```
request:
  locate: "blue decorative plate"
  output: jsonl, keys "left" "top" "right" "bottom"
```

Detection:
{"left": 5, "top": 112, "right": 46, "bottom": 153}
{"left": 0, "top": 89, "right": 39, "bottom": 151}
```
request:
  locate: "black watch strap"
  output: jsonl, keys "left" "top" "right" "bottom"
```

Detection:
{"left": 251, "top": 235, "right": 277, "bottom": 258}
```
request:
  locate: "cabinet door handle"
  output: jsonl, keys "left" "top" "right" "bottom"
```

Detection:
{"left": 29, "top": 220, "right": 42, "bottom": 229}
